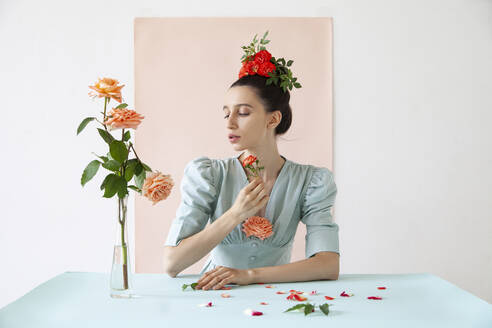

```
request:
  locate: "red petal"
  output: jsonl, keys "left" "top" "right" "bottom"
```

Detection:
{"left": 260, "top": 302, "right": 268, "bottom": 305}
{"left": 340, "top": 291, "right": 350, "bottom": 297}
{"left": 265, "top": 285, "right": 274, "bottom": 288}
{"left": 257, "top": 283, "right": 265, "bottom": 285}
{"left": 377, "top": 287, "right": 386, "bottom": 290}
{"left": 325, "top": 296, "right": 335, "bottom": 300}
{"left": 252, "top": 311, "right": 263, "bottom": 316}
{"left": 276, "top": 291, "right": 287, "bottom": 294}
{"left": 368, "top": 296, "right": 383, "bottom": 300}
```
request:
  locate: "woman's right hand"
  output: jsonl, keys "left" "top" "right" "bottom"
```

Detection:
{"left": 229, "top": 177, "right": 269, "bottom": 223}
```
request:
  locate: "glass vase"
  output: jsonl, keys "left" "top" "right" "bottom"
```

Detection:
{"left": 110, "top": 194, "right": 132, "bottom": 298}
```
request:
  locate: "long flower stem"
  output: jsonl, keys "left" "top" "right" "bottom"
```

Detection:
{"left": 118, "top": 195, "right": 129, "bottom": 289}
{"left": 103, "top": 97, "right": 109, "bottom": 131}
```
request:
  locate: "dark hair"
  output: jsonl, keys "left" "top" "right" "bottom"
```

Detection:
{"left": 229, "top": 75, "right": 292, "bottom": 136}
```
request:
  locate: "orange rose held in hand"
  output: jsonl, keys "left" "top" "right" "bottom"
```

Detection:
{"left": 88, "top": 77, "right": 125, "bottom": 103}
{"left": 103, "top": 108, "right": 145, "bottom": 130}
{"left": 242, "top": 216, "right": 273, "bottom": 240}
{"left": 142, "top": 171, "right": 174, "bottom": 205}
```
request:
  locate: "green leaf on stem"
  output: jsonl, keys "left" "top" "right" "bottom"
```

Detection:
{"left": 81, "top": 160, "right": 100, "bottom": 186}
{"left": 97, "top": 128, "right": 115, "bottom": 145}
{"left": 117, "top": 177, "right": 128, "bottom": 198}
{"left": 110, "top": 140, "right": 128, "bottom": 164}
{"left": 92, "top": 152, "right": 108, "bottom": 163}
{"left": 128, "top": 185, "right": 141, "bottom": 193}
{"left": 100, "top": 174, "right": 112, "bottom": 191}
{"left": 77, "top": 117, "right": 96, "bottom": 135}
{"left": 304, "top": 303, "right": 315, "bottom": 316}
{"left": 102, "top": 160, "right": 121, "bottom": 172}
{"left": 182, "top": 283, "right": 198, "bottom": 291}
{"left": 134, "top": 166, "right": 147, "bottom": 190}
{"left": 141, "top": 162, "right": 152, "bottom": 172}
{"left": 102, "top": 174, "right": 120, "bottom": 198}
{"left": 134, "top": 162, "right": 144, "bottom": 177}
{"left": 284, "top": 304, "right": 306, "bottom": 313}
{"left": 124, "top": 159, "right": 139, "bottom": 182}
{"left": 124, "top": 130, "right": 131, "bottom": 142}
{"left": 319, "top": 303, "right": 330, "bottom": 315}
{"left": 115, "top": 103, "right": 128, "bottom": 109}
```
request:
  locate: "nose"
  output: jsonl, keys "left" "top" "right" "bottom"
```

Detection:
{"left": 226, "top": 113, "right": 238, "bottom": 129}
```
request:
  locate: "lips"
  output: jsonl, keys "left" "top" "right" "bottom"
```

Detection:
{"left": 229, "top": 134, "right": 240, "bottom": 138}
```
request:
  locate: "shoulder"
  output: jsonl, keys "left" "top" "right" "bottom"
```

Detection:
{"left": 285, "top": 159, "right": 334, "bottom": 184}
{"left": 184, "top": 156, "right": 235, "bottom": 186}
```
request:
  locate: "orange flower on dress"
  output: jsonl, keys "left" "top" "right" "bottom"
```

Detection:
{"left": 142, "top": 171, "right": 174, "bottom": 205}
{"left": 88, "top": 77, "right": 125, "bottom": 103}
{"left": 103, "top": 107, "right": 145, "bottom": 130}
{"left": 241, "top": 216, "right": 273, "bottom": 240}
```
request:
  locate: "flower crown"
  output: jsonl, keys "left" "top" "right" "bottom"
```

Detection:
{"left": 238, "top": 31, "right": 302, "bottom": 93}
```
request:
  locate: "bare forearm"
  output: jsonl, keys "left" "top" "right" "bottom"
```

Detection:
{"left": 164, "top": 210, "right": 240, "bottom": 276}
{"left": 247, "top": 253, "right": 339, "bottom": 284}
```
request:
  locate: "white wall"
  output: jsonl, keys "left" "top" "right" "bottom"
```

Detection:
{"left": 1, "top": 0, "right": 490, "bottom": 308}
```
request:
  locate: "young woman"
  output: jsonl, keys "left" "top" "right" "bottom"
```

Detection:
{"left": 163, "top": 39, "right": 339, "bottom": 290}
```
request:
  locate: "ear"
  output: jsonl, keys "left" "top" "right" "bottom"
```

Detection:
{"left": 267, "top": 110, "right": 282, "bottom": 129}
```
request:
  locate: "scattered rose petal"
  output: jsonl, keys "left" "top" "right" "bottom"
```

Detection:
{"left": 377, "top": 287, "right": 386, "bottom": 290}
{"left": 276, "top": 291, "right": 287, "bottom": 294}
{"left": 309, "top": 290, "right": 317, "bottom": 295}
{"left": 198, "top": 302, "right": 213, "bottom": 307}
{"left": 265, "top": 285, "right": 275, "bottom": 288}
{"left": 243, "top": 308, "right": 263, "bottom": 316}
{"left": 221, "top": 293, "right": 231, "bottom": 298}
{"left": 286, "top": 294, "right": 308, "bottom": 301}
{"left": 368, "top": 296, "right": 383, "bottom": 300}
{"left": 289, "top": 289, "right": 304, "bottom": 294}
{"left": 257, "top": 283, "right": 265, "bottom": 285}
{"left": 260, "top": 302, "right": 268, "bottom": 305}
{"left": 325, "top": 296, "right": 335, "bottom": 300}
{"left": 340, "top": 291, "right": 354, "bottom": 297}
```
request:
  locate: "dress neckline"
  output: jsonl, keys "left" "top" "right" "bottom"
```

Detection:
{"left": 234, "top": 152, "right": 290, "bottom": 220}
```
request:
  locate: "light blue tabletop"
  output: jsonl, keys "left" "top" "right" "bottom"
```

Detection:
{"left": 1, "top": 272, "right": 491, "bottom": 327}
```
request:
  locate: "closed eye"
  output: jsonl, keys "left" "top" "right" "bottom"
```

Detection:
{"left": 224, "top": 114, "right": 249, "bottom": 119}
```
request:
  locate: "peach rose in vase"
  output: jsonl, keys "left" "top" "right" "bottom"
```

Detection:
{"left": 78, "top": 77, "right": 175, "bottom": 297}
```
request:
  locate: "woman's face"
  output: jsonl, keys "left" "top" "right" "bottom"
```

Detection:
{"left": 223, "top": 86, "right": 274, "bottom": 150}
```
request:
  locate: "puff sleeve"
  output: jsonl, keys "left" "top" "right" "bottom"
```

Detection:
{"left": 300, "top": 167, "right": 339, "bottom": 258}
{"left": 164, "top": 156, "right": 218, "bottom": 247}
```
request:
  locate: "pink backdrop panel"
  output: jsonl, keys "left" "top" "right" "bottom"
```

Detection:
{"left": 134, "top": 17, "right": 334, "bottom": 274}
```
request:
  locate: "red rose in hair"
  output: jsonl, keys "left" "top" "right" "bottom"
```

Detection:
{"left": 254, "top": 50, "right": 272, "bottom": 64}
{"left": 239, "top": 64, "right": 249, "bottom": 78}
{"left": 257, "top": 62, "right": 276, "bottom": 77}
{"left": 246, "top": 60, "right": 260, "bottom": 75}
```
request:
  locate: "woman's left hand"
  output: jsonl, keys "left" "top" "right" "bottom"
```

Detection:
{"left": 195, "top": 266, "right": 253, "bottom": 290}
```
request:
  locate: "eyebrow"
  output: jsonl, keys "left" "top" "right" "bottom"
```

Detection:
{"left": 222, "top": 104, "right": 253, "bottom": 110}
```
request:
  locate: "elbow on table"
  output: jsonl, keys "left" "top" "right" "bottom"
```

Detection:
{"left": 163, "top": 246, "right": 179, "bottom": 278}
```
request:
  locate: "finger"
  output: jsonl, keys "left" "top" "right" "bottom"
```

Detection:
{"left": 196, "top": 267, "right": 224, "bottom": 289}
{"left": 244, "top": 177, "right": 262, "bottom": 192}
{"left": 213, "top": 274, "right": 233, "bottom": 290}
{"left": 249, "top": 180, "right": 265, "bottom": 199}
{"left": 203, "top": 272, "right": 232, "bottom": 290}
{"left": 254, "top": 189, "right": 268, "bottom": 203}
{"left": 197, "top": 267, "right": 220, "bottom": 284}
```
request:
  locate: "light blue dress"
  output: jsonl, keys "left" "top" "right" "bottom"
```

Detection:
{"left": 164, "top": 154, "right": 339, "bottom": 275}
